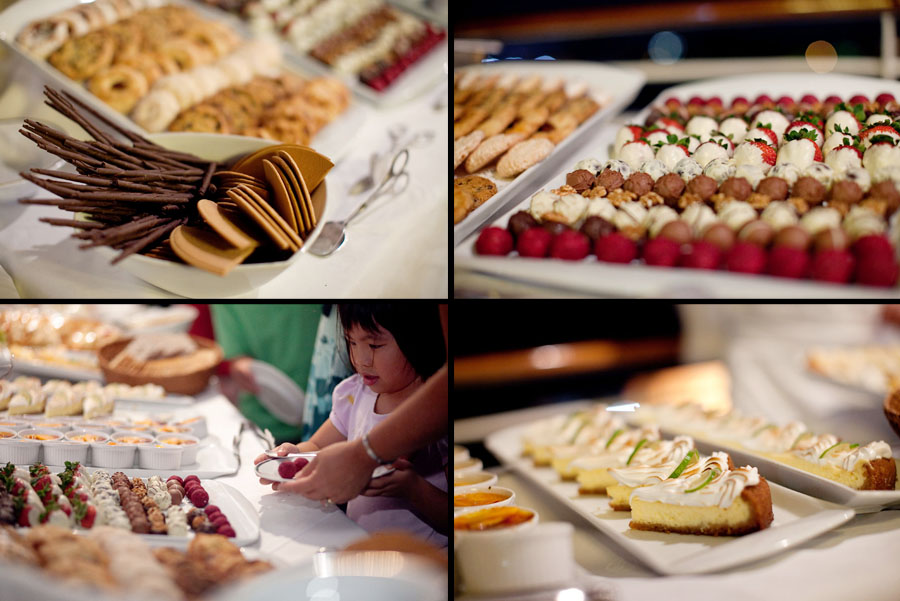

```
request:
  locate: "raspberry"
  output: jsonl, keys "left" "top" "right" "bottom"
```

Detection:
{"left": 475, "top": 227, "right": 514, "bottom": 256}
{"left": 594, "top": 233, "right": 637, "bottom": 264}
{"left": 726, "top": 242, "right": 767, "bottom": 274}
{"left": 679, "top": 241, "right": 721, "bottom": 270}
{"left": 852, "top": 234, "right": 894, "bottom": 260}
{"left": 516, "top": 227, "right": 553, "bottom": 258}
{"left": 856, "top": 256, "right": 899, "bottom": 287}
{"left": 642, "top": 237, "right": 680, "bottom": 267}
{"left": 278, "top": 460, "right": 298, "bottom": 479}
{"left": 810, "top": 250, "right": 855, "bottom": 284}
{"left": 767, "top": 246, "right": 809, "bottom": 279}
{"left": 549, "top": 230, "right": 591, "bottom": 261}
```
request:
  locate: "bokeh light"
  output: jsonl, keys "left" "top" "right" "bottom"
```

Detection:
{"left": 648, "top": 31, "right": 685, "bottom": 65}
{"left": 806, "top": 40, "right": 838, "bottom": 73}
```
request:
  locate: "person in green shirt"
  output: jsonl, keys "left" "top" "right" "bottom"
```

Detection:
{"left": 212, "top": 303, "right": 328, "bottom": 445}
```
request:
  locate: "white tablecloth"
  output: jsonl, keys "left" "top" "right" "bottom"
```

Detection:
{"left": 187, "top": 393, "right": 368, "bottom": 559}
{"left": 0, "top": 53, "right": 448, "bottom": 298}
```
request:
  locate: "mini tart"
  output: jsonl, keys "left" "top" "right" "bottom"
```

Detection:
{"left": 629, "top": 468, "right": 773, "bottom": 537}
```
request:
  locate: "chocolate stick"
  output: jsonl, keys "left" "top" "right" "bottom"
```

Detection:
{"left": 57, "top": 88, "right": 151, "bottom": 146}
{"left": 198, "top": 161, "right": 216, "bottom": 197}
{"left": 39, "top": 218, "right": 105, "bottom": 229}
{"left": 113, "top": 218, "right": 185, "bottom": 264}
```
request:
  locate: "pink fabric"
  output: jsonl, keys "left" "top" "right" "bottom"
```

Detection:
{"left": 330, "top": 374, "right": 448, "bottom": 548}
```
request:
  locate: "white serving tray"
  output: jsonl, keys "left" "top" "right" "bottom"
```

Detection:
{"left": 454, "top": 60, "right": 645, "bottom": 247}
{"left": 10, "top": 359, "right": 102, "bottom": 382}
{"left": 485, "top": 421, "right": 855, "bottom": 575}
{"left": 0, "top": 0, "right": 371, "bottom": 162}
{"left": 456, "top": 72, "right": 900, "bottom": 298}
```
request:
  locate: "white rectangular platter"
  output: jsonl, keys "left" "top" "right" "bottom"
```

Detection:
{"left": 0, "top": 0, "right": 372, "bottom": 163}
{"left": 454, "top": 60, "right": 645, "bottom": 247}
{"left": 485, "top": 420, "right": 855, "bottom": 575}
{"left": 456, "top": 72, "right": 900, "bottom": 298}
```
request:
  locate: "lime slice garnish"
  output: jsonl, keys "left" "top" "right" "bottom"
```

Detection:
{"left": 626, "top": 439, "right": 647, "bottom": 466}
{"left": 790, "top": 431, "right": 812, "bottom": 449}
{"left": 568, "top": 420, "right": 588, "bottom": 444}
{"left": 819, "top": 442, "right": 842, "bottom": 459}
{"left": 668, "top": 449, "right": 698, "bottom": 479}
{"left": 605, "top": 428, "right": 623, "bottom": 449}
{"left": 685, "top": 469, "right": 719, "bottom": 493}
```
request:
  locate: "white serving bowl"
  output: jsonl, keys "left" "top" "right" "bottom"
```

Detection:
{"left": 453, "top": 485, "right": 516, "bottom": 515}
{"left": 0, "top": 420, "right": 28, "bottom": 431}
{"left": 453, "top": 470, "right": 498, "bottom": 489}
{"left": 455, "top": 521, "right": 575, "bottom": 596}
{"left": 152, "top": 433, "right": 200, "bottom": 464}
{"left": 43, "top": 438, "right": 89, "bottom": 465}
{"left": 91, "top": 133, "right": 328, "bottom": 298}
{"left": 138, "top": 441, "right": 184, "bottom": 470}
{"left": 453, "top": 457, "right": 483, "bottom": 477}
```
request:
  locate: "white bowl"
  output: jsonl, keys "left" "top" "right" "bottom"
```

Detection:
{"left": 91, "top": 133, "right": 329, "bottom": 298}
{"left": 0, "top": 420, "right": 28, "bottom": 431}
{"left": 453, "top": 470, "right": 498, "bottom": 489}
{"left": 453, "top": 485, "right": 516, "bottom": 515}
{"left": 152, "top": 433, "right": 200, "bottom": 464}
{"left": 137, "top": 441, "right": 184, "bottom": 470}
{"left": 65, "top": 429, "right": 110, "bottom": 445}
{"left": 30, "top": 420, "right": 72, "bottom": 433}
{"left": 90, "top": 439, "right": 137, "bottom": 469}
{"left": 455, "top": 521, "right": 575, "bottom": 596}
{"left": 453, "top": 505, "right": 539, "bottom": 535}
{"left": 42, "top": 439, "right": 89, "bottom": 466}
{"left": 171, "top": 415, "right": 207, "bottom": 439}
{"left": 453, "top": 457, "right": 483, "bottom": 477}
{"left": 0, "top": 434, "right": 40, "bottom": 464}
{"left": 453, "top": 444, "right": 470, "bottom": 463}
{"left": 72, "top": 421, "right": 114, "bottom": 433}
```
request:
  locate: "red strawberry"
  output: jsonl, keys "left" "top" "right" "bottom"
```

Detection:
{"left": 800, "top": 94, "right": 819, "bottom": 105}
{"left": 824, "top": 95, "right": 843, "bottom": 105}
{"left": 746, "top": 140, "right": 777, "bottom": 166}
{"left": 687, "top": 96, "right": 706, "bottom": 107}
{"left": 18, "top": 505, "right": 34, "bottom": 527}
{"left": 56, "top": 495, "right": 72, "bottom": 516}
{"left": 10, "top": 479, "right": 25, "bottom": 497}
{"left": 655, "top": 116, "right": 685, "bottom": 133}
{"left": 776, "top": 95, "right": 795, "bottom": 110}
{"left": 707, "top": 96, "right": 723, "bottom": 108}
{"left": 731, "top": 96, "right": 749, "bottom": 109}
{"left": 783, "top": 131, "right": 823, "bottom": 162}
{"left": 625, "top": 124, "right": 643, "bottom": 140}
{"left": 849, "top": 94, "right": 869, "bottom": 106}
{"left": 664, "top": 97, "right": 682, "bottom": 109}
{"left": 75, "top": 501, "right": 96, "bottom": 529}
{"left": 787, "top": 121, "right": 824, "bottom": 145}
{"left": 747, "top": 126, "right": 778, "bottom": 146}
{"left": 754, "top": 94, "right": 774, "bottom": 106}
{"left": 642, "top": 238, "right": 680, "bottom": 267}
{"left": 860, "top": 125, "right": 900, "bottom": 145}
{"left": 832, "top": 144, "right": 862, "bottom": 160}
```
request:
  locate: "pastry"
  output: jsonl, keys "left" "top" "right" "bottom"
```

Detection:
{"left": 87, "top": 64, "right": 149, "bottom": 113}
{"left": 454, "top": 130, "right": 485, "bottom": 171}
{"left": 48, "top": 30, "right": 116, "bottom": 81}
{"left": 496, "top": 138, "right": 555, "bottom": 179}
{"left": 464, "top": 132, "right": 525, "bottom": 174}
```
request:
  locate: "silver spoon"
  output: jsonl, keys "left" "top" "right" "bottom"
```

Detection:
{"left": 308, "top": 149, "right": 410, "bottom": 257}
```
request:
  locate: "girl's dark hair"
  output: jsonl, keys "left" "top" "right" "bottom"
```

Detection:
{"left": 338, "top": 304, "right": 446, "bottom": 380}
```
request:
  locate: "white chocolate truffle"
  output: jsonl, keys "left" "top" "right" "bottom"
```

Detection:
{"left": 552, "top": 193, "right": 590, "bottom": 225}
{"left": 825, "top": 146, "right": 863, "bottom": 174}
{"left": 838, "top": 166, "right": 871, "bottom": 193}
{"left": 644, "top": 205, "right": 679, "bottom": 238}
{"left": 586, "top": 196, "right": 617, "bottom": 221}
{"left": 718, "top": 117, "right": 748, "bottom": 144}
{"left": 734, "top": 164, "right": 765, "bottom": 190}
{"left": 601, "top": 159, "right": 633, "bottom": 179}
{"left": 803, "top": 162, "right": 834, "bottom": 190}
{"left": 686, "top": 115, "right": 718, "bottom": 139}
{"left": 573, "top": 157, "right": 604, "bottom": 175}
{"left": 640, "top": 159, "right": 668, "bottom": 181}
{"left": 863, "top": 143, "right": 900, "bottom": 173}
{"left": 612, "top": 201, "right": 648, "bottom": 230}
{"left": 682, "top": 203, "right": 718, "bottom": 237}
{"left": 769, "top": 162, "right": 802, "bottom": 187}
{"left": 619, "top": 142, "right": 655, "bottom": 171}
{"left": 751, "top": 110, "right": 790, "bottom": 140}
{"left": 760, "top": 200, "right": 799, "bottom": 230}
{"left": 825, "top": 110, "right": 860, "bottom": 137}
{"left": 703, "top": 157, "right": 736, "bottom": 185}
{"left": 673, "top": 157, "right": 703, "bottom": 183}
{"left": 693, "top": 141, "right": 729, "bottom": 168}
{"left": 800, "top": 207, "right": 842, "bottom": 235}
{"left": 656, "top": 144, "right": 690, "bottom": 172}
{"left": 718, "top": 200, "right": 758, "bottom": 231}
{"left": 872, "top": 165, "right": 900, "bottom": 187}
{"left": 529, "top": 190, "right": 556, "bottom": 220}
{"left": 844, "top": 206, "right": 886, "bottom": 241}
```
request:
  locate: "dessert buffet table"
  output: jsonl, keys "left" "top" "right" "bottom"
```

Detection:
{"left": 0, "top": 25, "right": 448, "bottom": 298}
{"left": 455, "top": 398, "right": 900, "bottom": 601}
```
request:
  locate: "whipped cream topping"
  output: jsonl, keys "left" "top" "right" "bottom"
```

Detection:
{"left": 792, "top": 436, "right": 892, "bottom": 471}
{"left": 742, "top": 421, "right": 808, "bottom": 453}
{"left": 568, "top": 425, "right": 661, "bottom": 471}
{"left": 608, "top": 437, "right": 697, "bottom": 487}
{"left": 630, "top": 465, "right": 760, "bottom": 508}
{"left": 522, "top": 406, "right": 615, "bottom": 449}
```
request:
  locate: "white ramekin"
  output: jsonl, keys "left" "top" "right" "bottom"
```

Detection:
{"left": 454, "top": 444, "right": 470, "bottom": 463}
{"left": 453, "top": 485, "right": 516, "bottom": 515}
{"left": 42, "top": 439, "right": 89, "bottom": 466}
{"left": 0, "top": 429, "right": 41, "bottom": 464}
{"left": 0, "top": 420, "right": 28, "bottom": 431}
{"left": 138, "top": 441, "right": 184, "bottom": 470}
{"left": 454, "top": 457, "right": 484, "bottom": 477}
{"left": 66, "top": 429, "right": 110, "bottom": 444}
{"left": 31, "top": 420, "right": 73, "bottom": 433}
{"left": 172, "top": 416, "right": 207, "bottom": 439}
{"left": 453, "top": 470, "right": 498, "bottom": 489}
{"left": 152, "top": 433, "right": 200, "bottom": 464}
{"left": 90, "top": 432, "right": 148, "bottom": 469}
{"left": 72, "top": 421, "right": 114, "bottom": 433}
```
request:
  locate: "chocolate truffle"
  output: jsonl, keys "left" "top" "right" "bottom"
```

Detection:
{"left": 597, "top": 168, "right": 625, "bottom": 191}
{"left": 719, "top": 177, "right": 752, "bottom": 201}
{"left": 773, "top": 225, "right": 811, "bottom": 250}
{"left": 566, "top": 169, "right": 595, "bottom": 193}
{"left": 813, "top": 227, "right": 850, "bottom": 252}
{"left": 580, "top": 216, "right": 615, "bottom": 241}
{"left": 653, "top": 173, "right": 686, "bottom": 205}
{"left": 624, "top": 172, "right": 654, "bottom": 196}
{"left": 508, "top": 211, "right": 539, "bottom": 239}
{"left": 657, "top": 219, "right": 693, "bottom": 244}
{"left": 685, "top": 174, "right": 718, "bottom": 201}
{"left": 739, "top": 219, "right": 775, "bottom": 247}
{"left": 829, "top": 180, "right": 863, "bottom": 205}
{"left": 543, "top": 221, "right": 570, "bottom": 237}
{"left": 792, "top": 176, "right": 826, "bottom": 204}
{"left": 756, "top": 177, "right": 789, "bottom": 201}
{"left": 702, "top": 222, "right": 736, "bottom": 252}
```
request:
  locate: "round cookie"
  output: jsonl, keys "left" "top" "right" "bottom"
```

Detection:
{"left": 48, "top": 30, "right": 116, "bottom": 81}
{"left": 454, "top": 175, "right": 498, "bottom": 210}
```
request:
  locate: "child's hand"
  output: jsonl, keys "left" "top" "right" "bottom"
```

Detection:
{"left": 360, "top": 458, "right": 416, "bottom": 498}
{"left": 256, "top": 442, "right": 301, "bottom": 486}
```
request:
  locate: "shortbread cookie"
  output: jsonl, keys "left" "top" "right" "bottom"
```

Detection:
{"left": 454, "top": 130, "right": 485, "bottom": 170}
{"left": 454, "top": 175, "right": 497, "bottom": 209}
{"left": 496, "top": 138, "right": 555, "bottom": 178}
{"left": 465, "top": 132, "right": 525, "bottom": 173}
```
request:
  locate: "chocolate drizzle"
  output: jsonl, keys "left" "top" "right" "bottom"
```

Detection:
{"left": 18, "top": 87, "right": 217, "bottom": 264}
